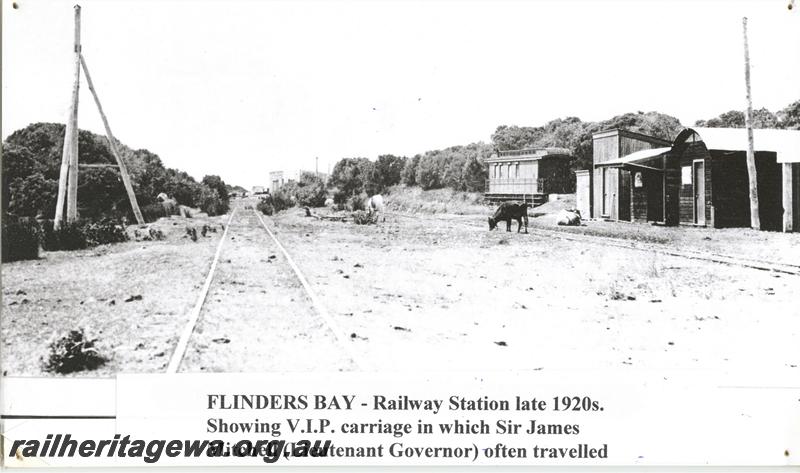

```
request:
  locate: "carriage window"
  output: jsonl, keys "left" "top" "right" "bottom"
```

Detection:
{"left": 681, "top": 165, "right": 692, "bottom": 184}
{"left": 515, "top": 163, "right": 520, "bottom": 178}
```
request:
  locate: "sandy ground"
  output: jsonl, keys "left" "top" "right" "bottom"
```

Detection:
{"left": 271, "top": 208, "right": 799, "bottom": 378}
{"left": 179, "top": 210, "right": 354, "bottom": 372}
{"left": 1, "top": 200, "right": 798, "bottom": 380}
{"left": 1, "top": 216, "right": 225, "bottom": 375}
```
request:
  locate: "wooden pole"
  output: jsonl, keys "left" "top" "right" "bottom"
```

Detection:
{"left": 783, "top": 163, "right": 794, "bottom": 232}
{"left": 66, "top": 4, "right": 82, "bottom": 223}
{"left": 54, "top": 4, "right": 82, "bottom": 229}
{"left": 79, "top": 54, "right": 145, "bottom": 225}
{"left": 743, "top": 17, "right": 760, "bottom": 230}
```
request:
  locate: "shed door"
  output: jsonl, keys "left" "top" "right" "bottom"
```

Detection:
{"left": 619, "top": 170, "right": 631, "bottom": 221}
{"left": 693, "top": 160, "right": 705, "bottom": 225}
{"left": 601, "top": 168, "right": 608, "bottom": 216}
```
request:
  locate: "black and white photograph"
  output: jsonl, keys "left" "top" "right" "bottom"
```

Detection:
{"left": 1, "top": 0, "right": 798, "bottom": 468}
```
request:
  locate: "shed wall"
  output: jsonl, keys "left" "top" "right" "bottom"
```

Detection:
{"left": 593, "top": 135, "right": 619, "bottom": 164}
{"left": 576, "top": 170, "right": 591, "bottom": 219}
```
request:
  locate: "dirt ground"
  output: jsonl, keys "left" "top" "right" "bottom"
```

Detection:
{"left": 1, "top": 200, "right": 798, "bottom": 380}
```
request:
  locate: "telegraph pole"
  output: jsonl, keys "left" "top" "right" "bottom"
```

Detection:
{"left": 743, "top": 17, "right": 760, "bottom": 230}
{"left": 54, "top": 4, "right": 82, "bottom": 229}
{"left": 54, "top": 5, "right": 145, "bottom": 227}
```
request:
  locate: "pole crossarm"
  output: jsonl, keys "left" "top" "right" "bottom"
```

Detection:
{"left": 78, "top": 163, "right": 120, "bottom": 169}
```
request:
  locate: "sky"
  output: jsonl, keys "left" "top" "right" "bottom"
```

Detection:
{"left": 2, "top": 0, "right": 799, "bottom": 189}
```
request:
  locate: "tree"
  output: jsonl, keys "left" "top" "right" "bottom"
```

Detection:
{"left": 2, "top": 122, "right": 236, "bottom": 223}
{"left": 6, "top": 173, "right": 58, "bottom": 218}
{"left": 328, "top": 157, "right": 374, "bottom": 200}
{"left": 401, "top": 155, "right": 421, "bottom": 186}
{"left": 695, "top": 108, "right": 778, "bottom": 129}
{"left": 293, "top": 171, "right": 327, "bottom": 207}
{"left": 462, "top": 156, "right": 487, "bottom": 192}
{"left": 202, "top": 174, "right": 230, "bottom": 214}
{"left": 415, "top": 152, "right": 446, "bottom": 190}
{"left": 777, "top": 100, "right": 800, "bottom": 129}
{"left": 491, "top": 125, "right": 543, "bottom": 151}
{"left": 371, "top": 154, "right": 407, "bottom": 192}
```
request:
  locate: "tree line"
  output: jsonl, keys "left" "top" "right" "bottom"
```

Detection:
{"left": 323, "top": 99, "right": 799, "bottom": 199}
{"left": 2, "top": 122, "right": 231, "bottom": 222}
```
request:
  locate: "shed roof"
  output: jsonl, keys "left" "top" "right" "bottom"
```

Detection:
{"left": 595, "top": 146, "right": 671, "bottom": 171}
{"left": 676, "top": 127, "right": 800, "bottom": 163}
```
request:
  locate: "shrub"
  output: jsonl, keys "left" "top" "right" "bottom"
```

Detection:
{"left": 43, "top": 328, "right": 108, "bottom": 374}
{"left": 201, "top": 175, "right": 230, "bottom": 213}
{"left": 271, "top": 190, "right": 294, "bottom": 212}
{"left": 294, "top": 172, "right": 327, "bottom": 207}
{"left": 140, "top": 203, "right": 168, "bottom": 223}
{"left": 329, "top": 158, "right": 374, "bottom": 198}
{"left": 41, "top": 220, "right": 88, "bottom": 251}
{"left": 185, "top": 226, "right": 198, "bottom": 242}
{"left": 195, "top": 186, "right": 226, "bottom": 216}
{"left": 133, "top": 226, "right": 164, "bottom": 241}
{"left": 82, "top": 218, "right": 128, "bottom": 246}
{"left": 1, "top": 217, "right": 40, "bottom": 262}
{"left": 256, "top": 199, "right": 274, "bottom": 216}
{"left": 351, "top": 210, "right": 377, "bottom": 225}
{"left": 371, "top": 154, "right": 407, "bottom": 192}
{"left": 347, "top": 194, "right": 366, "bottom": 211}
{"left": 401, "top": 155, "right": 421, "bottom": 186}
{"left": 332, "top": 190, "right": 350, "bottom": 205}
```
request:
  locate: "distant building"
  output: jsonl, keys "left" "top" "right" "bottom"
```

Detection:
{"left": 270, "top": 169, "right": 329, "bottom": 194}
{"left": 269, "top": 171, "right": 284, "bottom": 194}
{"left": 251, "top": 185, "right": 268, "bottom": 195}
{"left": 485, "top": 148, "right": 573, "bottom": 205}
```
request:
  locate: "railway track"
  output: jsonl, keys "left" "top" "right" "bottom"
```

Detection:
{"left": 166, "top": 206, "right": 796, "bottom": 371}
{"left": 383, "top": 211, "right": 800, "bottom": 276}
{"left": 166, "top": 204, "right": 366, "bottom": 373}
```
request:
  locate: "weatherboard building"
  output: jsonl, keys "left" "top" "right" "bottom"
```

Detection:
{"left": 578, "top": 127, "right": 800, "bottom": 232}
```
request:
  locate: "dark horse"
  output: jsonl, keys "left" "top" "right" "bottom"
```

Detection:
{"left": 488, "top": 202, "right": 529, "bottom": 233}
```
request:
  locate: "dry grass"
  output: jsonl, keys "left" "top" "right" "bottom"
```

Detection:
{"left": 383, "top": 185, "right": 489, "bottom": 215}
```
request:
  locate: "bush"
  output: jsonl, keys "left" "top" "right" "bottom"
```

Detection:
{"left": 351, "top": 210, "right": 377, "bottom": 225}
{"left": 41, "top": 220, "right": 88, "bottom": 251}
{"left": 332, "top": 190, "right": 350, "bottom": 205}
{"left": 329, "top": 158, "right": 374, "bottom": 198}
{"left": 271, "top": 190, "right": 295, "bottom": 212}
{"left": 195, "top": 186, "right": 226, "bottom": 216}
{"left": 256, "top": 199, "right": 274, "bottom": 216}
{"left": 133, "top": 226, "right": 164, "bottom": 241}
{"left": 347, "top": 194, "right": 366, "bottom": 211}
{"left": 294, "top": 172, "right": 327, "bottom": 207}
{"left": 140, "top": 203, "right": 168, "bottom": 223}
{"left": 201, "top": 175, "right": 230, "bottom": 213}
{"left": 43, "top": 328, "right": 108, "bottom": 374}
{"left": 39, "top": 218, "right": 127, "bottom": 251}
{"left": 1, "top": 217, "right": 40, "bottom": 262}
{"left": 81, "top": 218, "right": 128, "bottom": 246}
